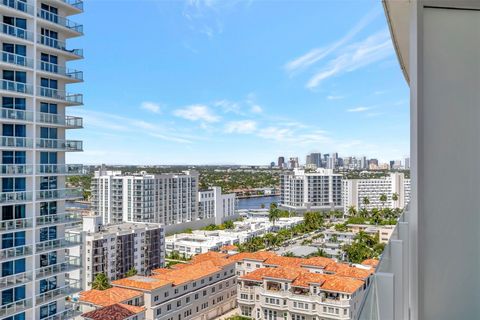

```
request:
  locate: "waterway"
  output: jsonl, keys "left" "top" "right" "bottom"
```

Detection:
{"left": 237, "top": 196, "right": 280, "bottom": 210}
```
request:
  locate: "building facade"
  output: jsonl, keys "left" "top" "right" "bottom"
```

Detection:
{"left": 280, "top": 169, "right": 342, "bottom": 211}
{"left": 79, "top": 216, "right": 165, "bottom": 290}
{"left": 342, "top": 172, "right": 411, "bottom": 214}
{"left": 0, "top": 1, "right": 84, "bottom": 320}
{"left": 91, "top": 170, "right": 199, "bottom": 226}
{"left": 198, "top": 187, "right": 236, "bottom": 225}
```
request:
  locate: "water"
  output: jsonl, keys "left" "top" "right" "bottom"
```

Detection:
{"left": 237, "top": 196, "right": 280, "bottom": 210}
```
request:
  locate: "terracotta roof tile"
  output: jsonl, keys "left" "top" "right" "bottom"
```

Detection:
{"left": 82, "top": 303, "right": 145, "bottom": 320}
{"left": 361, "top": 259, "right": 379, "bottom": 267}
{"left": 228, "top": 251, "right": 277, "bottom": 262}
{"left": 112, "top": 275, "right": 173, "bottom": 291}
{"left": 79, "top": 287, "right": 143, "bottom": 307}
{"left": 220, "top": 244, "right": 239, "bottom": 251}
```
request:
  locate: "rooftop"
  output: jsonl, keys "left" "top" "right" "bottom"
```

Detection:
{"left": 79, "top": 287, "right": 143, "bottom": 307}
{"left": 82, "top": 303, "right": 145, "bottom": 320}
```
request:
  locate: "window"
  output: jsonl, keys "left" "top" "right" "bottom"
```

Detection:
{"left": 1, "top": 285, "right": 25, "bottom": 304}
{"left": 39, "top": 226, "right": 57, "bottom": 242}
{"left": 3, "top": 70, "right": 26, "bottom": 83}
{"left": 1, "top": 231, "right": 25, "bottom": 248}
{"left": 2, "top": 177, "right": 25, "bottom": 192}
{"left": 40, "top": 102, "right": 57, "bottom": 114}
{"left": 40, "top": 176, "right": 57, "bottom": 190}
{"left": 39, "top": 302, "right": 56, "bottom": 319}
{"left": 40, "top": 252, "right": 57, "bottom": 267}
{"left": 40, "top": 201, "right": 57, "bottom": 216}
{"left": 1, "top": 259, "right": 25, "bottom": 277}
{"left": 2, "top": 97, "right": 25, "bottom": 110}
{"left": 39, "top": 276, "right": 57, "bottom": 293}
{"left": 2, "top": 124, "right": 25, "bottom": 137}
{"left": 2, "top": 205, "right": 25, "bottom": 220}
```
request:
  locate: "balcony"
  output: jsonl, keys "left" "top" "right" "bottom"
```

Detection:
{"left": 38, "top": 60, "right": 83, "bottom": 81}
{"left": 59, "top": 0, "right": 84, "bottom": 12}
{"left": 36, "top": 279, "right": 81, "bottom": 305}
{"left": 0, "top": 107, "right": 33, "bottom": 122}
{"left": 1, "top": 79, "right": 33, "bottom": 94}
{"left": 1, "top": 51, "right": 33, "bottom": 68}
{"left": 1, "top": 23, "right": 32, "bottom": 41}
{"left": 41, "top": 302, "right": 82, "bottom": 320}
{"left": 38, "top": 9, "right": 83, "bottom": 35}
{"left": 37, "top": 34, "right": 83, "bottom": 59}
{"left": 0, "top": 298, "right": 32, "bottom": 318}
{"left": 37, "top": 86, "right": 83, "bottom": 105}
{"left": 36, "top": 188, "right": 83, "bottom": 201}
{"left": 0, "top": 217, "right": 33, "bottom": 232}
{"left": 36, "top": 212, "right": 82, "bottom": 226}
{"left": 35, "top": 234, "right": 82, "bottom": 253}
{"left": 37, "top": 164, "right": 83, "bottom": 175}
{"left": 0, "top": 270, "right": 33, "bottom": 289}
{"left": 38, "top": 113, "right": 83, "bottom": 128}
{"left": 0, "top": 190, "right": 32, "bottom": 204}
{"left": 0, "top": 244, "right": 32, "bottom": 260}
{"left": 0, "top": 164, "right": 33, "bottom": 176}
{"left": 36, "top": 138, "right": 83, "bottom": 151}
{"left": 0, "top": 0, "right": 34, "bottom": 15}
{"left": 36, "top": 256, "right": 81, "bottom": 279}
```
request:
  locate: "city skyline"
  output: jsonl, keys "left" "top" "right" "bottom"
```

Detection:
{"left": 68, "top": 0, "right": 409, "bottom": 165}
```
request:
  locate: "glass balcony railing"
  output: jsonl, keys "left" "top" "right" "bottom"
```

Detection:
{"left": 37, "top": 113, "right": 83, "bottom": 128}
{"left": 36, "top": 188, "right": 83, "bottom": 201}
{"left": 37, "top": 164, "right": 83, "bottom": 175}
{"left": 1, "top": 79, "right": 33, "bottom": 94}
{"left": 41, "top": 302, "right": 82, "bottom": 320}
{"left": 35, "top": 279, "right": 81, "bottom": 305}
{"left": 0, "top": 297, "right": 32, "bottom": 318}
{"left": 1, "top": 0, "right": 34, "bottom": 15}
{"left": 36, "top": 138, "right": 83, "bottom": 151}
{"left": 35, "top": 234, "right": 82, "bottom": 253}
{"left": 61, "top": 0, "right": 84, "bottom": 11}
{"left": 38, "top": 60, "right": 83, "bottom": 81}
{"left": 0, "top": 107, "right": 33, "bottom": 122}
{"left": 0, "top": 164, "right": 33, "bottom": 175}
{"left": 36, "top": 256, "right": 81, "bottom": 279}
{"left": 1, "top": 23, "right": 33, "bottom": 41}
{"left": 36, "top": 211, "right": 82, "bottom": 226}
{"left": 0, "top": 190, "right": 32, "bottom": 203}
{"left": 1, "top": 51, "right": 33, "bottom": 68}
{"left": 38, "top": 9, "right": 83, "bottom": 34}
{"left": 37, "top": 86, "right": 83, "bottom": 105}
{"left": 0, "top": 270, "right": 33, "bottom": 289}
{"left": 1, "top": 136, "right": 33, "bottom": 148}
{"left": 37, "top": 34, "right": 83, "bottom": 58}
{"left": 65, "top": 116, "right": 83, "bottom": 128}
{"left": 0, "top": 244, "right": 32, "bottom": 260}
{"left": 0, "top": 217, "right": 33, "bottom": 231}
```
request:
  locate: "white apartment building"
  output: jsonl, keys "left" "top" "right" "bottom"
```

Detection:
{"left": 79, "top": 251, "right": 238, "bottom": 320}
{"left": 77, "top": 215, "right": 165, "bottom": 290}
{"left": 281, "top": 168, "right": 342, "bottom": 211}
{"left": 91, "top": 170, "right": 199, "bottom": 226}
{"left": 0, "top": 1, "right": 84, "bottom": 320}
{"left": 198, "top": 186, "right": 236, "bottom": 225}
{"left": 342, "top": 172, "right": 410, "bottom": 214}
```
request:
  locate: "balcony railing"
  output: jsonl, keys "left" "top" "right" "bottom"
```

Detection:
{"left": 37, "top": 34, "right": 83, "bottom": 58}
{"left": 36, "top": 138, "right": 83, "bottom": 151}
{"left": 65, "top": 116, "right": 83, "bottom": 128}
{"left": 0, "top": 107, "right": 33, "bottom": 122}
{"left": 37, "top": 86, "right": 83, "bottom": 105}
{"left": 36, "top": 256, "right": 81, "bottom": 279}
{"left": 1, "top": 51, "right": 33, "bottom": 68}
{"left": 36, "top": 212, "right": 82, "bottom": 226}
{"left": 38, "top": 9, "right": 83, "bottom": 34}
{"left": 0, "top": 217, "right": 33, "bottom": 232}
{"left": 37, "top": 164, "right": 83, "bottom": 175}
{"left": 35, "top": 279, "right": 81, "bottom": 305}
{"left": 38, "top": 60, "right": 83, "bottom": 80}
{"left": 1, "top": 0, "right": 34, "bottom": 15}
{"left": 0, "top": 244, "right": 32, "bottom": 260}
{"left": 41, "top": 303, "right": 82, "bottom": 320}
{"left": 37, "top": 113, "right": 83, "bottom": 128}
{"left": 0, "top": 270, "right": 33, "bottom": 289}
{"left": 36, "top": 188, "right": 83, "bottom": 201}
{"left": 35, "top": 234, "right": 82, "bottom": 253}
{"left": 61, "top": 0, "right": 84, "bottom": 11}
{"left": 0, "top": 164, "right": 33, "bottom": 175}
{"left": 0, "top": 190, "right": 32, "bottom": 203}
{"left": 0, "top": 297, "right": 32, "bottom": 318}
{"left": 1, "top": 79, "right": 33, "bottom": 94}
{"left": 1, "top": 23, "right": 32, "bottom": 41}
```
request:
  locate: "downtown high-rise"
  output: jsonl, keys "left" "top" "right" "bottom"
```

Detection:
{"left": 0, "top": 1, "right": 84, "bottom": 320}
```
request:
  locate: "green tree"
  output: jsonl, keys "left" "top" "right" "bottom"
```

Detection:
{"left": 125, "top": 267, "right": 137, "bottom": 277}
{"left": 92, "top": 273, "right": 111, "bottom": 290}
{"left": 348, "top": 206, "right": 357, "bottom": 217}
{"left": 379, "top": 194, "right": 388, "bottom": 208}
{"left": 223, "top": 220, "right": 234, "bottom": 229}
{"left": 282, "top": 251, "right": 295, "bottom": 257}
{"left": 269, "top": 203, "right": 280, "bottom": 226}
{"left": 392, "top": 192, "right": 399, "bottom": 202}
{"left": 362, "top": 197, "right": 370, "bottom": 210}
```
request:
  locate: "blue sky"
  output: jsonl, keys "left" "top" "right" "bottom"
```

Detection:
{"left": 67, "top": 0, "right": 409, "bottom": 165}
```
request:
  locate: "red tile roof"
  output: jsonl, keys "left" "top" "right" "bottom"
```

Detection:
{"left": 79, "top": 287, "right": 143, "bottom": 307}
{"left": 82, "top": 303, "right": 145, "bottom": 320}
{"left": 361, "top": 258, "right": 379, "bottom": 268}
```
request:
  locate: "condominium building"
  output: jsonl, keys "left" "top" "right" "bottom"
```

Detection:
{"left": 77, "top": 215, "right": 165, "bottom": 290}
{"left": 198, "top": 187, "right": 236, "bottom": 225}
{"left": 280, "top": 168, "right": 342, "bottom": 211}
{"left": 91, "top": 170, "right": 199, "bottom": 226}
{"left": 79, "top": 251, "right": 238, "bottom": 320}
{"left": 0, "top": 1, "right": 84, "bottom": 320}
{"left": 342, "top": 172, "right": 410, "bottom": 214}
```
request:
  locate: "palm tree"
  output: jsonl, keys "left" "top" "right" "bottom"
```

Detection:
{"left": 392, "top": 193, "right": 399, "bottom": 202}
{"left": 379, "top": 194, "right": 388, "bottom": 208}
{"left": 125, "top": 267, "right": 137, "bottom": 277}
{"left": 269, "top": 204, "right": 280, "bottom": 226}
{"left": 348, "top": 206, "right": 357, "bottom": 217}
{"left": 362, "top": 197, "right": 370, "bottom": 210}
{"left": 92, "top": 273, "right": 111, "bottom": 290}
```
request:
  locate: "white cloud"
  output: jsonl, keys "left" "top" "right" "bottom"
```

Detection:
{"left": 173, "top": 105, "right": 220, "bottom": 123}
{"left": 225, "top": 120, "right": 257, "bottom": 134}
{"left": 306, "top": 30, "right": 394, "bottom": 89}
{"left": 250, "top": 105, "right": 263, "bottom": 113}
{"left": 284, "top": 8, "right": 381, "bottom": 74}
{"left": 347, "top": 106, "right": 371, "bottom": 112}
{"left": 214, "top": 100, "right": 241, "bottom": 114}
{"left": 327, "top": 95, "right": 344, "bottom": 100}
{"left": 141, "top": 101, "right": 162, "bottom": 114}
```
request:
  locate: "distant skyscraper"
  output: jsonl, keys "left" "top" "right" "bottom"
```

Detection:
{"left": 306, "top": 154, "right": 311, "bottom": 165}
{"left": 361, "top": 156, "right": 367, "bottom": 169}
{"left": 369, "top": 158, "right": 379, "bottom": 166}
{"left": 404, "top": 157, "right": 410, "bottom": 169}
{"left": 306, "top": 153, "right": 322, "bottom": 168}
{"left": 288, "top": 157, "right": 299, "bottom": 169}
{"left": 278, "top": 156, "right": 285, "bottom": 168}
{"left": 270, "top": 161, "right": 275, "bottom": 168}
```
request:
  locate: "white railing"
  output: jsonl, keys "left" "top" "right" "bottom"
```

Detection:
{"left": 0, "top": 164, "right": 33, "bottom": 175}
{"left": 1, "top": 23, "right": 32, "bottom": 41}
{"left": 38, "top": 9, "right": 83, "bottom": 34}
{"left": 35, "top": 279, "right": 81, "bottom": 305}
{"left": 0, "top": 297, "right": 32, "bottom": 317}
{"left": 35, "top": 234, "right": 82, "bottom": 253}
{"left": 36, "top": 212, "right": 82, "bottom": 226}
{"left": 0, "top": 79, "right": 33, "bottom": 94}
{"left": 36, "top": 188, "right": 83, "bottom": 200}
{"left": 1, "top": 51, "right": 33, "bottom": 68}
{"left": 36, "top": 256, "right": 81, "bottom": 279}
{"left": 0, "top": 270, "right": 32, "bottom": 289}
{"left": 0, "top": 190, "right": 32, "bottom": 203}
{"left": 0, "top": 244, "right": 32, "bottom": 260}
{"left": 0, "top": 107, "right": 33, "bottom": 121}
{"left": 0, "top": 217, "right": 32, "bottom": 231}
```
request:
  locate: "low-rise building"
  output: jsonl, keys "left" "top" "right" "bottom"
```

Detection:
{"left": 346, "top": 224, "right": 395, "bottom": 244}
{"left": 198, "top": 187, "right": 237, "bottom": 224}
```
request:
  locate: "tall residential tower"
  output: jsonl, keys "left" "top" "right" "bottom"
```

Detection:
{"left": 0, "top": 1, "right": 84, "bottom": 320}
